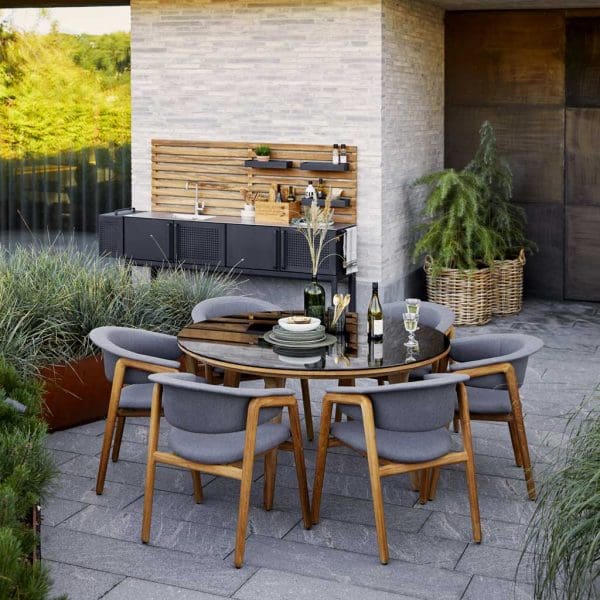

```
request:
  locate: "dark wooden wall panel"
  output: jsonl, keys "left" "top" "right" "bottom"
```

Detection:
{"left": 445, "top": 10, "right": 566, "bottom": 300}
{"left": 520, "top": 203, "right": 565, "bottom": 300}
{"left": 446, "top": 11, "right": 565, "bottom": 106}
{"left": 566, "top": 206, "right": 600, "bottom": 300}
{"left": 566, "top": 19, "right": 600, "bottom": 107}
{"left": 566, "top": 108, "right": 600, "bottom": 207}
{"left": 445, "top": 106, "right": 564, "bottom": 204}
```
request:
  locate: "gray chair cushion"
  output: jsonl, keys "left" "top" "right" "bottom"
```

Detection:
{"left": 89, "top": 326, "right": 181, "bottom": 384}
{"left": 332, "top": 421, "right": 452, "bottom": 463}
{"left": 119, "top": 383, "right": 154, "bottom": 410}
{"left": 449, "top": 334, "right": 543, "bottom": 389}
{"left": 169, "top": 422, "right": 290, "bottom": 464}
{"left": 462, "top": 386, "right": 512, "bottom": 415}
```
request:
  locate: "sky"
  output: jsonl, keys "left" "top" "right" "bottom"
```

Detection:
{"left": 1, "top": 7, "right": 130, "bottom": 35}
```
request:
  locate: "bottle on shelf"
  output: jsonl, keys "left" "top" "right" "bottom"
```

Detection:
{"left": 367, "top": 281, "right": 383, "bottom": 341}
{"left": 340, "top": 143, "right": 347, "bottom": 164}
{"left": 332, "top": 144, "right": 340, "bottom": 165}
{"left": 317, "top": 178, "right": 326, "bottom": 201}
{"left": 287, "top": 185, "right": 295, "bottom": 202}
{"left": 305, "top": 181, "right": 317, "bottom": 203}
{"left": 275, "top": 184, "right": 283, "bottom": 203}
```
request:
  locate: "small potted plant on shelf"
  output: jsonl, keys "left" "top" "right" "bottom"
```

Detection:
{"left": 254, "top": 145, "right": 271, "bottom": 162}
{"left": 465, "top": 121, "right": 536, "bottom": 316}
{"left": 412, "top": 168, "right": 500, "bottom": 326}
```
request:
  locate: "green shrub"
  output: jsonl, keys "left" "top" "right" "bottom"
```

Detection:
{"left": 0, "top": 241, "right": 237, "bottom": 376}
{"left": 526, "top": 411, "right": 600, "bottom": 599}
{"left": 0, "top": 362, "right": 62, "bottom": 600}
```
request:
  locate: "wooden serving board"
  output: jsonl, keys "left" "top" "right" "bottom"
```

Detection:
{"left": 178, "top": 311, "right": 358, "bottom": 351}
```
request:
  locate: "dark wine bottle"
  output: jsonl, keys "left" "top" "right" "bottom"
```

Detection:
{"left": 367, "top": 281, "right": 383, "bottom": 341}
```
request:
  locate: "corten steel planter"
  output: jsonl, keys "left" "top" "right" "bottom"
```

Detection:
{"left": 41, "top": 355, "right": 111, "bottom": 431}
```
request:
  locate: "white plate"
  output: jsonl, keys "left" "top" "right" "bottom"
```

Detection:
{"left": 277, "top": 317, "right": 321, "bottom": 332}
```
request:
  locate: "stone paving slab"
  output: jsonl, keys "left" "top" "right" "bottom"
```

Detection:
{"left": 42, "top": 300, "right": 600, "bottom": 599}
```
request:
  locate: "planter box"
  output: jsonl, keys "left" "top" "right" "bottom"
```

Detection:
{"left": 41, "top": 355, "right": 111, "bottom": 432}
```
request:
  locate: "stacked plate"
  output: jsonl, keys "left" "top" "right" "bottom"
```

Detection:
{"left": 264, "top": 318, "right": 336, "bottom": 357}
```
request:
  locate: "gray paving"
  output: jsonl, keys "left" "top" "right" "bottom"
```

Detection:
{"left": 42, "top": 299, "right": 600, "bottom": 599}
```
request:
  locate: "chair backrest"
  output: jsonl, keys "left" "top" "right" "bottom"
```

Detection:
{"left": 341, "top": 374, "right": 469, "bottom": 432}
{"left": 452, "top": 334, "right": 543, "bottom": 389}
{"left": 149, "top": 372, "right": 290, "bottom": 433}
{"left": 383, "top": 301, "right": 455, "bottom": 334}
{"left": 89, "top": 326, "right": 179, "bottom": 384}
{"left": 191, "top": 296, "right": 282, "bottom": 323}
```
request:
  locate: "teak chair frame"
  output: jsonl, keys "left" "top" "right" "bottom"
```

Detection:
{"left": 96, "top": 357, "right": 180, "bottom": 495}
{"left": 450, "top": 361, "right": 536, "bottom": 500}
{"left": 311, "top": 382, "right": 481, "bottom": 565}
{"left": 141, "top": 383, "right": 312, "bottom": 568}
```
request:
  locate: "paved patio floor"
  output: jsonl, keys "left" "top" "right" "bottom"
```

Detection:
{"left": 42, "top": 300, "right": 600, "bottom": 599}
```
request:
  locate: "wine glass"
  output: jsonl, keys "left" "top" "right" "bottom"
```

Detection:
{"left": 405, "top": 298, "right": 421, "bottom": 316}
{"left": 403, "top": 312, "right": 419, "bottom": 348}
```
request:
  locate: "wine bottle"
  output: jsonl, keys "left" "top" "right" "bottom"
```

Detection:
{"left": 368, "top": 338, "right": 384, "bottom": 367}
{"left": 367, "top": 281, "right": 383, "bottom": 341}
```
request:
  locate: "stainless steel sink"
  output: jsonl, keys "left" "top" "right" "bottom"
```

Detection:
{"left": 170, "top": 213, "right": 215, "bottom": 221}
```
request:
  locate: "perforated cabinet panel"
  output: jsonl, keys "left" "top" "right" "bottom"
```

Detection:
{"left": 98, "top": 215, "right": 123, "bottom": 257}
{"left": 175, "top": 222, "right": 225, "bottom": 266}
{"left": 283, "top": 229, "right": 337, "bottom": 275}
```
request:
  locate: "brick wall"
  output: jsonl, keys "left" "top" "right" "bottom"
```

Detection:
{"left": 130, "top": 0, "right": 444, "bottom": 308}
{"left": 381, "top": 0, "right": 445, "bottom": 302}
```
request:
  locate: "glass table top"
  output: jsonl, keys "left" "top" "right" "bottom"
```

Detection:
{"left": 178, "top": 312, "right": 449, "bottom": 376}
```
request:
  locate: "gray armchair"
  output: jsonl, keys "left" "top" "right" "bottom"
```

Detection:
{"left": 143, "top": 372, "right": 311, "bottom": 568}
{"left": 384, "top": 300, "right": 455, "bottom": 336}
{"left": 191, "top": 295, "right": 316, "bottom": 441}
{"left": 312, "top": 374, "right": 481, "bottom": 564}
{"left": 449, "top": 333, "right": 543, "bottom": 500}
{"left": 89, "top": 326, "right": 182, "bottom": 495}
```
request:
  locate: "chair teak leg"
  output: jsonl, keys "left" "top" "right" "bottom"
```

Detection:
{"left": 263, "top": 449, "right": 277, "bottom": 511}
{"left": 191, "top": 470, "right": 203, "bottom": 504}
{"left": 418, "top": 470, "right": 431, "bottom": 505}
{"left": 96, "top": 366, "right": 124, "bottom": 495}
{"left": 507, "top": 419, "right": 523, "bottom": 467}
{"left": 288, "top": 403, "right": 312, "bottom": 529}
{"left": 311, "top": 399, "right": 334, "bottom": 525}
{"left": 428, "top": 467, "right": 440, "bottom": 501}
{"left": 300, "top": 379, "right": 314, "bottom": 441}
{"left": 142, "top": 384, "right": 162, "bottom": 544}
{"left": 111, "top": 416, "right": 126, "bottom": 463}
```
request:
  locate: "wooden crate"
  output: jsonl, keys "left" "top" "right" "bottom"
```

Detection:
{"left": 254, "top": 200, "right": 301, "bottom": 224}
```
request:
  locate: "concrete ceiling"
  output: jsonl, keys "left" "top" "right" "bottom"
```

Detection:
{"left": 432, "top": 0, "right": 600, "bottom": 9}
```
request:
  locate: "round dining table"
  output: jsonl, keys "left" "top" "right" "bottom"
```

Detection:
{"left": 177, "top": 311, "right": 450, "bottom": 389}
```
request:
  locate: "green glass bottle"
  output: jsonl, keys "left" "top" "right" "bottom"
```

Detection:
{"left": 304, "top": 276, "right": 326, "bottom": 322}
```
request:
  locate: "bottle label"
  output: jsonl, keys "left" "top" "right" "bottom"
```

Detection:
{"left": 373, "top": 319, "right": 383, "bottom": 336}
{"left": 373, "top": 341, "right": 383, "bottom": 360}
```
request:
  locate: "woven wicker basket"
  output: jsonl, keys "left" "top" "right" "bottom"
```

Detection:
{"left": 491, "top": 249, "right": 525, "bottom": 316}
{"left": 424, "top": 256, "right": 493, "bottom": 326}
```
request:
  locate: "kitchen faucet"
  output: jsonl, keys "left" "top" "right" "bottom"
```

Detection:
{"left": 185, "top": 181, "right": 205, "bottom": 217}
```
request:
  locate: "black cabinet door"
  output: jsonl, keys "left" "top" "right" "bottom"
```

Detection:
{"left": 98, "top": 214, "right": 124, "bottom": 258}
{"left": 174, "top": 222, "right": 226, "bottom": 266}
{"left": 123, "top": 218, "right": 173, "bottom": 263}
{"left": 281, "top": 229, "right": 338, "bottom": 276}
{"left": 226, "top": 225, "right": 279, "bottom": 271}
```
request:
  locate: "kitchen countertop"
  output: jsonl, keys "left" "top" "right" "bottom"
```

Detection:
{"left": 121, "top": 210, "right": 353, "bottom": 231}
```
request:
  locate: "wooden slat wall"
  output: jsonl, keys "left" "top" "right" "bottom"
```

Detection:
{"left": 151, "top": 140, "right": 357, "bottom": 225}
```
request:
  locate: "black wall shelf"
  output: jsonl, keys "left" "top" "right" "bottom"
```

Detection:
{"left": 244, "top": 159, "right": 293, "bottom": 169}
{"left": 301, "top": 197, "right": 350, "bottom": 208}
{"left": 300, "top": 161, "right": 350, "bottom": 172}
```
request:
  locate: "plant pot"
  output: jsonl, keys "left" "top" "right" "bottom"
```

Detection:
{"left": 492, "top": 249, "right": 525, "bottom": 316}
{"left": 424, "top": 256, "right": 493, "bottom": 326}
{"left": 256, "top": 155, "right": 270, "bottom": 162}
{"left": 40, "top": 355, "right": 112, "bottom": 431}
